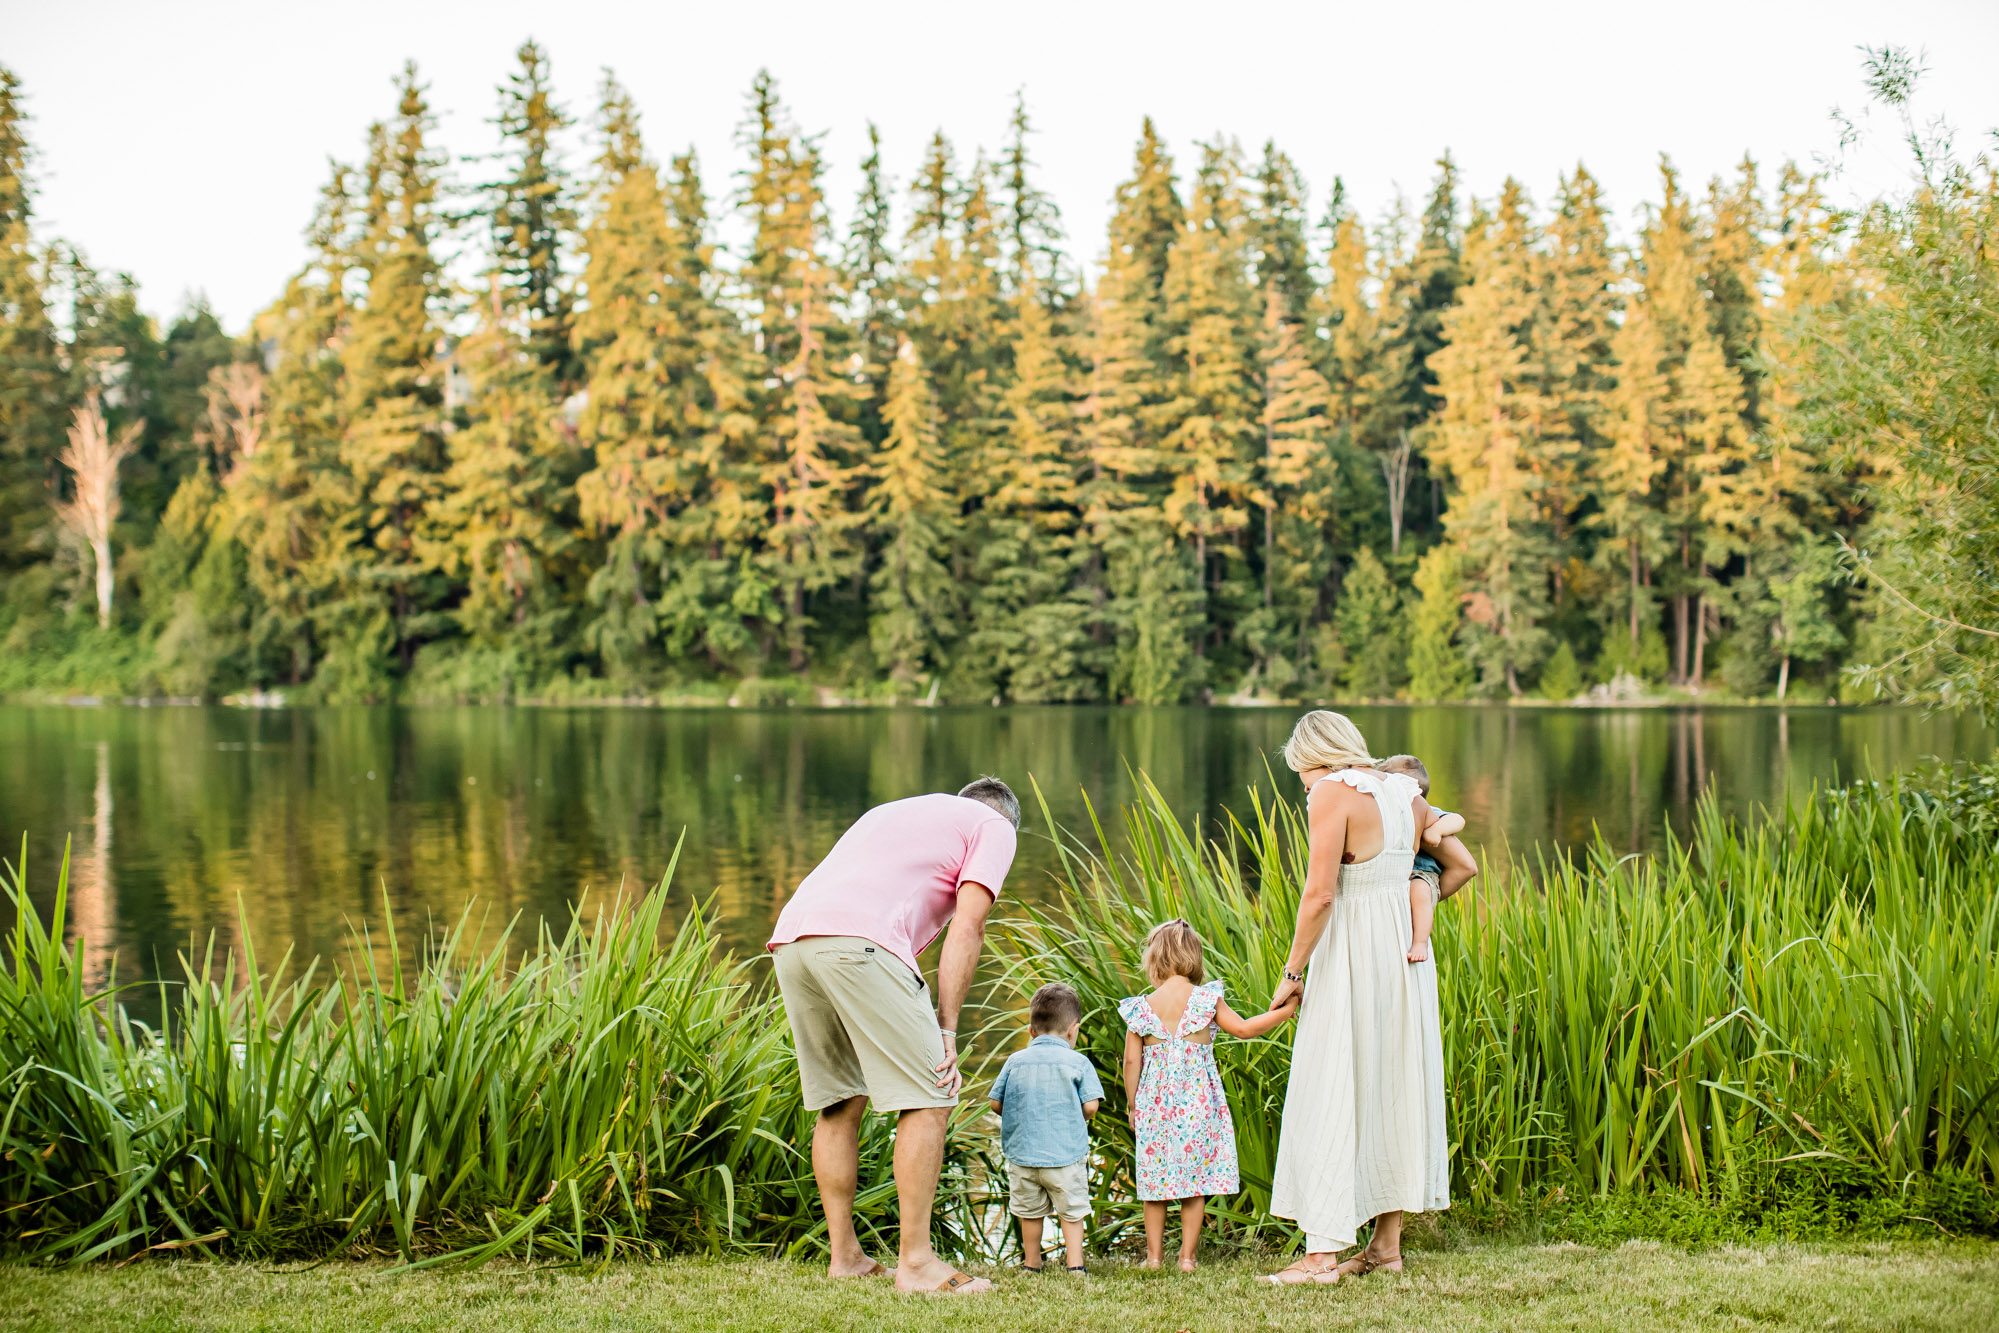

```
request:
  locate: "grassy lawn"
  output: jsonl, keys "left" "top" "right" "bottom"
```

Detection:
{"left": 1, "top": 1241, "right": 1995, "bottom": 1332}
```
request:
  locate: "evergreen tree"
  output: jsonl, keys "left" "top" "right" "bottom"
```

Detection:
{"left": 1765, "top": 537, "right": 1844, "bottom": 700}
{"left": 1639, "top": 159, "right": 1748, "bottom": 684}
{"left": 998, "top": 93, "right": 1065, "bottom": 293}
{"left": 969, "top": 272, "right": 1091, "bottom": 700}
{"left": 1593, "top": 294, "right": 1671, "bottom": 676}
{"left": 846, "top": 124, "right": 901, "bottom": 440}
{"left": 1160, "top": 140, "right": 1260, "bottom": 676}
{"left": 0, "top": 64, "right": 64, "bottom": 573}
{"left": 1253, "top": 283, "right": 1334, "bottom": 691}
{"left": 1335, "top": 546, "right": 1403, "bottom": 698}
{"left": 739, "top": 71, "right": 862, "bottom": 672}
{"left": 867, "top": 337, "right": 955, "bottom": 692}
{"left": 486, "top": 40, "right": 577, "bottom": 383}
{"left": 575, "top": 78, "right": 761, "bottom": 680}
{"left": 331, "top": 66, "right": 450, "bottom": 695}
{"left": 1250, "top": 143, "right": 1314, "bottom": 317}
{"left": 1429, "top": 184, "right": 1556, "bottom": 695}
{"left": 1405, "top": 542, "right": 1470, "bottom": 700}
{"left": 236, "top": 162, "right": 355, "bottom": 684}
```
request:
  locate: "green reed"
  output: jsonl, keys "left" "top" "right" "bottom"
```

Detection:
{"left": 1001, "top": 776, "right": 1999, "bottom": 1242}
{"left": 0, "top": 846, "right": 998, "bottom": 1265}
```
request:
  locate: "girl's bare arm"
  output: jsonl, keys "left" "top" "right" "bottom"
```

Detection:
{"left": 1215, "top": 996, "right": 1297, "bottom": 1040}
{"left": 1121, "top": 1028, "right": 1144, "bottom": 1121}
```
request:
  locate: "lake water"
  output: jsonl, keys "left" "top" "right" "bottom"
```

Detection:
{"left": 1, "top": 704, "right": 1989, "bottom": 995}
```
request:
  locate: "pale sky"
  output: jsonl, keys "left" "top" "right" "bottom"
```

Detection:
{"left": 10, "top": 0, "right": 1999, "bottom": 332}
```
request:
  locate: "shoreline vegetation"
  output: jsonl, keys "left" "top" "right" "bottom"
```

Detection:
{"left": 0, "top": 687, "right": 1898, "bottom": 710}
{"left": 3, "top": 769, "right": 1994, "bottom": 1270}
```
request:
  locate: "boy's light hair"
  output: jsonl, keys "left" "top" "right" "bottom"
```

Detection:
{"left": 1379, "top": 753, "right": 1430, "bottom": 796}
{"left": 1143, "top": 919, "right": 1205, "bottom": 987}
{"left": 1028, "top": 982, "right": 1082, "bottom": 1035}
{"left": 1283, "top": 710, "right": 1375, "bottom": 774}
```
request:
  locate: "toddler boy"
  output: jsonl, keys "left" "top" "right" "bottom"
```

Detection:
{"left": 988, "top": 982, "right": 1102, "bottom": 1273}
{"left": 1379, "top": 753, "right": 1467, "bottom": 963}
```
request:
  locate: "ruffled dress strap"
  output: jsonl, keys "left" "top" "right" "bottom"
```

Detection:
{"left": 1118, "top": 994, "right": 1166, "bottom": 1039}
{"left": 1179, "top": 979, "right": 1225, "bottom": 1037}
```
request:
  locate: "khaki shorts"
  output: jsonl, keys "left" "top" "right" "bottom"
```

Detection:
{"left": 1411, "top": 863, "right": 1442, "bottom": 898}
{"left": 773, "top": 937, "right": 955, "bottom": 1113}
{"left": 1008, "top": 1160, "right": 1091, "bottom": 1222}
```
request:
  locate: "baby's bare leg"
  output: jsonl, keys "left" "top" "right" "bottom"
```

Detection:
{"left": 1408, "top": 877, "right": 1434, "bottom": 962}
{"left": 1020, "top": 1214, "right": 1045, "bottom": 1267}
{"left": 1059, "top": 1217, "right": 1085, "bottom": 1269}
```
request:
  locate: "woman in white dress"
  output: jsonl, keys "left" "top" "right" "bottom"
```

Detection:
{"left": 1261, "top": 710, "right": 1455, "bottom": 1285}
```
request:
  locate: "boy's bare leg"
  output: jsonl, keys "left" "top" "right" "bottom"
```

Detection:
{"left": 890, "top": 1107, "right": 990, "bottom": 1293}
{"left": 1407, "top": 879, "right": 1434, "bottom": 963}
{"left": 1060, "top": 1217, "right": 1086, "bottom": 1269}
{"left": 812, "top": 1096, "right": 878, "bottom": 1276}
{"left": 1141, "top": 1200, "right": 1167, "bottom": 1267}
{"left": 1020, "top": 1215, "right": 1045, "bottom": 1268}
{"left": 1178, "top": 1195, "right": 1205, "bottom": 1270}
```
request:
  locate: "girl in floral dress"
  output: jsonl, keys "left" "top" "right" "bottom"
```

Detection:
{"left": 1119, "top": 920, "right": 1299, "bottom": 1270}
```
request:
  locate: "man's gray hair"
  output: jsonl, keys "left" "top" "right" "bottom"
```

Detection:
{"left": 957, "top": 777, "right": 1021, "bottom": 828}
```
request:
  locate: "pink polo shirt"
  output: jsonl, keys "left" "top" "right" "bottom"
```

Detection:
{"left": 767, "top": 793, "right": 1018, "bottom": 975}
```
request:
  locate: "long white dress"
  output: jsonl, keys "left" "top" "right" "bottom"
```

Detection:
{"left": 1268, "top": 769, "right": 1450, "bottom": 1252}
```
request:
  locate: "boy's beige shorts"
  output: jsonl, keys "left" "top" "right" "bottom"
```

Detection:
{"left": 1007, "top": 1161, "right": 1091, "bottom": 1221}
{"left": 773, "top": 936, "right": 956, "bottom": 1113}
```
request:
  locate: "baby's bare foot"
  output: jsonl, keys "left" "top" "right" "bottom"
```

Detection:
{"left": 1139, "top": 1257, "right": 1162, "bottom": 1271}
{"left": 1178, "top": 1256, "right": 1198, "bottom": 1273}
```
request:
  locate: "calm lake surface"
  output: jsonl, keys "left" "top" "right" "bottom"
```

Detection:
{"left": 1, "top": 704, "right": 1989, "bottom": 993}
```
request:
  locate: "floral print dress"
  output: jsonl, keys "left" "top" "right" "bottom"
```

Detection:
{"left": 1118, "top": 980, "right": 1241, "bottom": 1200}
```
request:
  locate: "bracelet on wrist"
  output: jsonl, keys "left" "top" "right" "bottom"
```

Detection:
{"left": 1283, "top": 968, "right": 1305, "bottom": 984}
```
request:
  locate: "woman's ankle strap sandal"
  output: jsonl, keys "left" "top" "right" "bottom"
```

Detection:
{"left": 1353, "top": 1252, "right": 1401, "bottom": 1275}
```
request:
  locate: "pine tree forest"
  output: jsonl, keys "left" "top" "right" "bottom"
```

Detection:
{"left": 0, "top": 50, "right": 1933, "bottom": 706}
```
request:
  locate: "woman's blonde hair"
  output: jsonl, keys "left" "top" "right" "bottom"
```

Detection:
{"left": 1283, "top": 709, "right": 1375, "bottom": 773}
{"left": 1142, "top": 919, "right": 1205, "bottom": 986}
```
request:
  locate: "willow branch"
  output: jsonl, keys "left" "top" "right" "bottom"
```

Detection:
{"left": 1839, "top": 536, "right": 1999, "bottom": 639}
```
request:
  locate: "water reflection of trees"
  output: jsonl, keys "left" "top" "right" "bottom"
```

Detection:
{"left": 2, "top": 705, "right": 1989, "bottom": 994}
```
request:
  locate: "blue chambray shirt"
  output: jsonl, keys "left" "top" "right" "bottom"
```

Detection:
{"left": 988, "top": 1033, "right": 1105, "bottom": 1168}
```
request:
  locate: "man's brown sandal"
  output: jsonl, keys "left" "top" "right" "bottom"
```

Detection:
{"left": 928, "top": 1271, "right": 992, "bottom": 1294}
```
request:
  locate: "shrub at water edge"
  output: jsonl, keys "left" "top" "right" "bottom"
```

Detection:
{"left": 0, "top": 855, "right": 996, "bottom": 1266}
{"left": 999, "top": 777, "right": 1999, "bottom": 1244}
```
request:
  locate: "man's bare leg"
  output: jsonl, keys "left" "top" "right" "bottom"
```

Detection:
{"left": 890, "top": 1106, "right": 990, "bottom": 1293}
{"left": 812, "top": 1096, "right": 880, "bottom": 1277}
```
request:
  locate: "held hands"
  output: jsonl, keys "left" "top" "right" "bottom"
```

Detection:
{"left": 1269, "top": 974, "right": 1304, "bottom": 1013}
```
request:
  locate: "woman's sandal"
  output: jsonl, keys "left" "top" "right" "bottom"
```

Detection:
{"left": 1259, "top": 1257, "right": 1342, "bottom": 1286}
{"left": 1340, "top": 1252, "right": 1401, "bottom": 1277}
{"left": 1068, "top": 1265, "right": 1087, "bottom": 1275}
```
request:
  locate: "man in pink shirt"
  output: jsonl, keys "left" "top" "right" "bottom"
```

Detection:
{"left": 768, "top": 777, "right": 1020, "bottom": 1296}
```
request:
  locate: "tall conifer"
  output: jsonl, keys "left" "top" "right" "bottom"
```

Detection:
{"left": 330, "top": 66, "right": 449, "bottom": 694}
{"left": 740, "top": 72, "right": 862, "bottom": 671}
